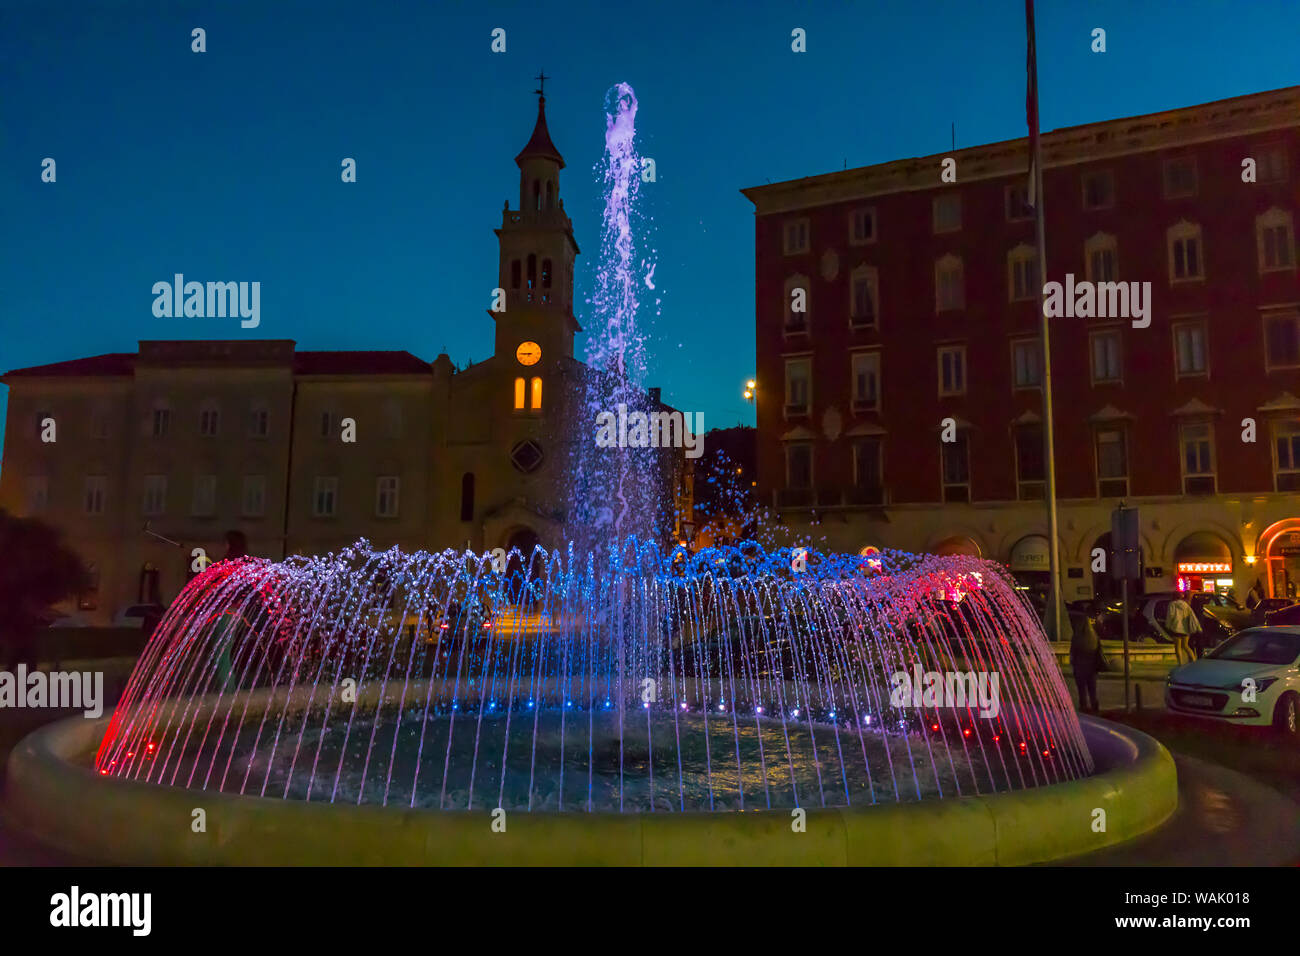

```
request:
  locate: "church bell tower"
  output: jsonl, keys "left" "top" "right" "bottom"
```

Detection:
{"left": 493, "top": 76, "right": 582, "bottom": 365}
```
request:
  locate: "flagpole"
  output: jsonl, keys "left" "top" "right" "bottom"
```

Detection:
{"left": 1026, "top": 0, "right": 1063, "bottom": 642}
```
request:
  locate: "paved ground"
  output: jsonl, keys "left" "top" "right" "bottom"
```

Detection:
{"left": 0, "top": 655, "right": 1294, "bottom": 866}
{"left": 1060, "top": 751, "right": 1300, "bottom": 866}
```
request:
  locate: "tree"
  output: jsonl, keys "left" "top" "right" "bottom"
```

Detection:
{"left": 0, "top": 510, "right": 91, "bottom": 665}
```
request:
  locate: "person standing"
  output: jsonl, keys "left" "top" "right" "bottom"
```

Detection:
{"left": 1246, "top": 578, "right": 1264, "bottom": 612}
{"left": 1165, "top": 595, "right": 1201, "bottom": 665}
{"left": 1069, "top": 600, "right": 1104, "bottom": 714}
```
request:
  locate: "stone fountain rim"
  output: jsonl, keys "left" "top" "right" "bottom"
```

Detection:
{"left": 4, "top": 713, "right": 1174, "bottom": 866}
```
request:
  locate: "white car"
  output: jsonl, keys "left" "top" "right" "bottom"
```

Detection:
{"left": 1164, "top": 626, "right": 1300, "bottom": 737}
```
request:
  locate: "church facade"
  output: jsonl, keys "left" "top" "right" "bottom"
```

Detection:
{"left": 0, "top": 93, "right": 692, "bottom": 623}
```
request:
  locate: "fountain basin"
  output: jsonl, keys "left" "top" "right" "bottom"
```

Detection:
{"left": 6, "top": 713, "right": 1174, "bottom": 865}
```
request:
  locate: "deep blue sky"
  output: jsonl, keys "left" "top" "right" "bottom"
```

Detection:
{"left": 3, "top": 0, "right": 1298, "bottom": 461}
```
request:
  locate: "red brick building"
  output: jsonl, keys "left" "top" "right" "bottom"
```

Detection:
{"left": 742, "top": 86, "right": 1300, "bottom": 606}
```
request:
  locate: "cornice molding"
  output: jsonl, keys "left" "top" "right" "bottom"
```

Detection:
{"left": 742, "top": 86, "right": 1300, "bottom": 216}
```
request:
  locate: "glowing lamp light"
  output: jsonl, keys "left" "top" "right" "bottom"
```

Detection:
{"left": 680, "top": 702, "right": 688, "bottom": 710}
{"left": 1245, "top": 554, "right": 1259, "bottom": 565}
{"left": 792, "top": 708, "right": 800, "bottom": 717}
{"left": 962, "top": 728, "right": 971, "bottom": 738}
{"left": 755, "top": 705, "right": 763, "bottom": 714}
{"left": 931, "top": 723, "right": 940, "bottom": 732}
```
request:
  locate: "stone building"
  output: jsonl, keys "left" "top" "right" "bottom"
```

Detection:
{"left": 742, "top": 86, "right": 1300, "bottom": 607}
{"left": 0, "top": 93, "right": 691, "bottom": 622}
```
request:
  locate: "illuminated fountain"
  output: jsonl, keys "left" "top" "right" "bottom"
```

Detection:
{"left": 96, "top": 81, "right": 1090, "bottom": 815}
{"left": 10, "top": 83, "right": 1178, "bottom": 865}
{"left": 94, "top": 544, "right": 1090, "bottom": 811}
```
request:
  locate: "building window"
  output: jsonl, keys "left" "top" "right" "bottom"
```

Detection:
{"left": 935, "top": 255, "right": 964, "bottom": 312}
{"left": 510, "top": 439, "right": 544, "bottom": 474}
{"left": 1090, "top": 329, "right": 1123, "bottom": 384}
{"left": 241, "top": 475, "right": 266, "bottom": 518}
{"left": 530, "top": 376, "right": 543, "bottom": 410}
{"left": 542, "top": 258, "right": 552, "bottom": 289}
{"left": 510, "top": 259, "right": 521, "bottom": 288}
{"left": 319, "top": 410, "right": 335, "bottom": 439}
{"left": 849, "top": 266, "right": 878, "bottom": 329}
{"left": 83, "top": 476, "right": 106, "bottom": 515}
{"left": 1015, "top": 425, "right": 1045, "bottom": 499}
{"left": 1173, "top": 321, "right": 1208, "bottom": 377}
{"left": 1273, "top": 420, "right": 1300, "bottom": 491}
{"left": 783, "top": 218, "right": 810, "bottom": 255}
{"left": 191, "top": 474, "right": 217, "bottom": 516}
{"left": 941, "top": 431, "right": 970, "bottom": 503}
{"left": 142, "top": 474, "right": 168, "bottom": 516}
{"left": 932, "top": 193, "right": 961, "bottom": 233}
{"left": 1082, "top": 170, "right": 1114, "bottom": 210}
{"left": 1168, "top": 221, "right": 1204, "bottom": 282}
{"left": 313, "top": 477, "right": 338, "bottom": 517}
{"left": 25, "top": 475, "right": 49, "bottom": 514}
{"left": 384, "top": 400, "right": 403, "bottom": 439}
{"left": 849, "top": 207, "right": 876, "bottom": 245}
{"left": 460, "top": 473, "right": 475, "bottom": 522}
{"left": 1005, "top": 184, "right": 1033, "bottom": 221}
{"left": 850, "top": 351, "right": 880, "bottom": 412}
{"left": 1085, "top": 232, "right": 1118, "bottom": 283}
{"left": 1180, "top": 422, "right": 1216, "bottom": 495}
{"left": 938, "top": 345, "right": 966, "bottom": 396}
{"left": 1011, "top": 339, "right": 1042, "bottom": 389}
{"left": 514, "top": 377, "right": 526, "bottom": 410}
{"left": 1163, "top": 156, "right": 1198, "bottom": 198}
{"left": 1265, "top": 312, "right": 1300, "bottom": 369}
{"left": 1008, "top": 246, "right": 1038, "bottom": 301}
{"left": 1256, "top": 145, "right": 1288, "bottom": 183}
{"left": 151, "top": 405, "right": 170, "bottom": 439}
{"left": 1095, "top": 428, "right": 1129, "bottom": 497}
{"left": 784, "top": 357, "right": 811, "bottom": 417}
{"left": 1257, "top": 208, "right": 1295, "bottom": 272}
{"left": 526, "top": 254, "right": 537, "bottom": 291}
{"left": 785, "top": 443, "right": 813, "bottom": 489}
{"left": 851, "top": 438, "right": 884, "bottom": 504}
{"left": 248, "top": 404, "right": 270, "bottom": 438}
{"left": 375, "top": 476, "right": 400, "bottom": 518}
{"left": 199, "top": 405, "right": 220, "bottom": 437}
{"left": 784, "top": 275, "right": 809, "bottom": 334}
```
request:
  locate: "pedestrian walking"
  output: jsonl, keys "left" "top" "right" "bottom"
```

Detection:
{"left": 1165, "top": 595, "right": 1201, "bottom": 665}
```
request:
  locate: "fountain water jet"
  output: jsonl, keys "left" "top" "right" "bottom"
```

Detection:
{"left": 92, "top": 83, "right": 1091, "bottom": 821}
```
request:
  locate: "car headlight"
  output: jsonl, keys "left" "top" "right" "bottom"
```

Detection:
{"left": 1246, "top": 677, "right": 1278, "bottom": 693}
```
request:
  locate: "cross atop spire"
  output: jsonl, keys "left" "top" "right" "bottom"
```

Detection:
{"left": 534, "top": 70, "right": 549, "bottom": 99}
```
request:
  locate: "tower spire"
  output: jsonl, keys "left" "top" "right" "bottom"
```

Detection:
{"left": 515, "top": 74, "right": 565, "bottom": 169}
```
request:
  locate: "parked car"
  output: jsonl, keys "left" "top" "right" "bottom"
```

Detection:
{"left": 1265, "top": 602, "right": 1300, "bottom": 627}
{"left": 1252, "top": 598, "right": 1295, "bottom": 626}
{"left": 1164, "top": 626, "right": 1300, "bottom": 737}
{"left": 113, "top": 603, "right": 165, "bottom": 628}
{"left": 1192, "top": 592, "right": 1254, "bottom": 632}
{"left": 1139, "top": 592, "right": 1237, "bottom": 654}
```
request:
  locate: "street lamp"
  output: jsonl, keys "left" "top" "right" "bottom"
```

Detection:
{"left": 743, "top": 378, "right": 756, "bottom": 403}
